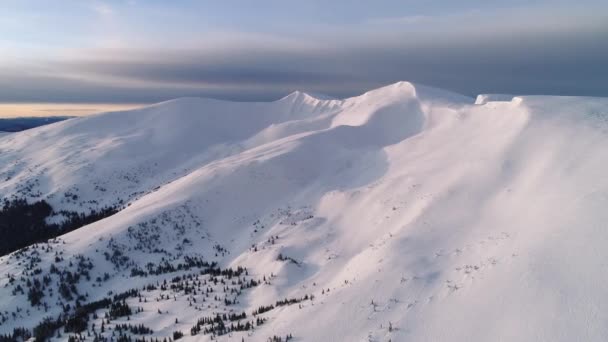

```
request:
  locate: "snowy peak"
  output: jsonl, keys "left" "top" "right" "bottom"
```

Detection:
{"left": 475, "top": 94, "right": 517, "bottom": 105}
{"left": 354, "top": 81, "right": 473, "bottom": 105}
{"left": 354, "top": 81, "right": 418, "bottom": 102}
{"left": 279, "top": 90, "right": 314, "bottom": 102}
{"left": 279, "top": 90, "right": 336, "bottom": 102}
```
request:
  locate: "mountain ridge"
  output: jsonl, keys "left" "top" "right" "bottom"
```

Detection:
{"left": 2, "top": 82, "right": 608, "bottom": 341}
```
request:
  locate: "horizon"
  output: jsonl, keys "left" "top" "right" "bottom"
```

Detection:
{"left": 0, "top": 79, "right": 606, "bottom": 118}
{"left": 1, "top": 0, "right": 608, "bottom": 117}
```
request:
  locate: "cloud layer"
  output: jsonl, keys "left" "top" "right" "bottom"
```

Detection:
{"left": 2, "top": 3, "right": 607, "bottom": 103}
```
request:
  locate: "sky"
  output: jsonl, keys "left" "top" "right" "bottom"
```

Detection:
{"left": 1, "top": 0, "right": 607, "bottom": 116}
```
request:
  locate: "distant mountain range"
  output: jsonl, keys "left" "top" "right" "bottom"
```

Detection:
{"left": 0, "top": 116, "right": 72, "bottom": 132}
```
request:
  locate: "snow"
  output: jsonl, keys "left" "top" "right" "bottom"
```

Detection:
{"left": 2, "top": 82, "right": 608, "bottom": 341}
{"left": 474, "top": 94, "right": 516, "bottom": 104}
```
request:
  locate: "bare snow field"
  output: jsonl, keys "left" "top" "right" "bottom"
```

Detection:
{"left": 2, "top": 82, "right": 608, "bottom": 341}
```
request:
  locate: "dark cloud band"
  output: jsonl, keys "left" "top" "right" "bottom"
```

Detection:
{"left": 1, "top": 23, "right": 607, "bottom": 103}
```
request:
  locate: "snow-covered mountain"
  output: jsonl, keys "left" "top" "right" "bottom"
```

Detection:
{"left": 2, "top": 81, "right": 608, "bottom": 341}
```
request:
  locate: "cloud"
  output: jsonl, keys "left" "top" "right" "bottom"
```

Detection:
{"left": 1, "top": 5, "right": 607, "bottom": 103}
{"left": 91, "top": 2, "right": 114, "bottom": 16}
{"left": 365, "top": 5, "right": 606, "bottom": 33}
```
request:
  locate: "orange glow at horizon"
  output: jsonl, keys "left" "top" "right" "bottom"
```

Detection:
{"left": 0, "top": 103, "right": 147, "bottom": 118}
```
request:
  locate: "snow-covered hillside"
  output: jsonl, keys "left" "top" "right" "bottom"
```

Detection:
{"left": 2, "top": 81, "right": 608, "bottom": 341}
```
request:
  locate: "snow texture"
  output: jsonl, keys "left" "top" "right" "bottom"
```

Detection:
{"left": 2, "top": 81, "right": 608, "bottom": 341}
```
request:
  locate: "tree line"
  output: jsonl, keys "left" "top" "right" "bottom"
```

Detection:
{"left": 0, "top": 198, "right": 118, "bottom": 256}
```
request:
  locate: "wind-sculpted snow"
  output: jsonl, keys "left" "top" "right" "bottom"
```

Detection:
{"left": 2, "top": 82, "right": 608, "bottom": 341}
{"left": 474, "top": 94, "right": 516, "bottom": 104}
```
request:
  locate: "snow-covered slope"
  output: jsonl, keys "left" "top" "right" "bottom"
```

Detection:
{"left": 2, "top": 82, "right": 608, "bottom": 341}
